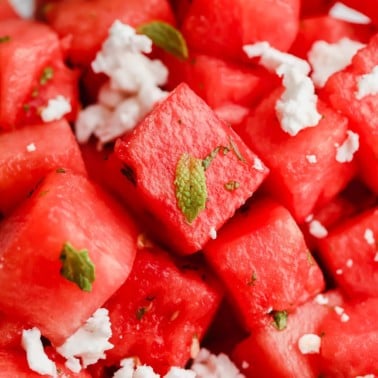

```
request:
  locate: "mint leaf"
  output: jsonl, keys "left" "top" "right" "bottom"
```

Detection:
{"left": 40, "top": 67, "right": 54, "bottom": 85}
{"left": 174, "top": 153, "right": 207, "bottom": 223}
{"left": 60, "top": 242, "right": 95, "bottom": 292}
{"left": 271, "top": 310, "right": 288, "bottom": 330}
{"left": 137, "top": 21, "right": 188, "bottom": 59}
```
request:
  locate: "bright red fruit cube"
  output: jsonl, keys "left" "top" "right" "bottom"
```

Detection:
{"left": 232, "top": 291, "right": 344, "bottom": 378}
{"left": 0, "top": 120, "right": 86, "bottom": 216}
{"left": 203, "top": 198, "right": 325, "bottom": 330}
{"left": 241, "top": 88, "right": 357, "bottom": 222}
{"left": 0, "top": 171, "right": 138, "bottom": 346}
{"left": 0, "top": 1, "right": 18, "bottom": 20}
{"left": 181, "top": 0, "right": 300, "bottom": 62}
{"left": 322, "top": 34, "right": 378, "bottom": 194}
{"left": 104, "top": 246, "right": 223, "bottom": 374}
{"left": 317, "top": 206, "right": 378, "bottom": 299}
{"left": 115, "top": 83, "right": 268, "bottom": 254}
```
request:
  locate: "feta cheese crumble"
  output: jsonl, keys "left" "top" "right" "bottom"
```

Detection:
{"left": 329, "top": 2, "right": 371, "bottom": 24}
{"left": 209, "top": 227, "right": 217, "bottom": 240}
{"left": 364, "top": 228, "right": 375, "bottom": 245}
{"left": 314, "top": 293, "right": 329, "bottom": 305}
{"left": 26, "top": 143, "right": 36, "bottom": 152}
{"left": 41, "top": 95, "right": 72, "bottom": 123}
{"left": 305, "top": 154, "right": 317, "bottom": 164}
{"left": 298, "top": 334, "right": 321, "bottom": 354}
{"left": 76, "top": 20, "right": 168, "bottom": 146}
{"left": 335, "top": 130, "right": 359, "bottom": 163}
{"left": 355, "top": 66, "right": 378, "bottom": 100}
{"left": 9, "top": 0, "right": 35, "bottom": 19}
{"left": 346, "top": 258, "right": 353, "bottom": 268}
{"left": 57, "top": 308, "right": 113, "bottom": 372}
{"left": 252, "top": 157, "right": 265, "bottom": 172}
{"left": 308, "top": 38, "right": 365, "bottom": 87}
{"left": 243, "top": 42, "right": 321, "bottom": 136}
{"left": 308, "top": 219, "right": 328, "bottom": 238}
{"left": 21, "top": 327, "right": 57, "bottom": 377}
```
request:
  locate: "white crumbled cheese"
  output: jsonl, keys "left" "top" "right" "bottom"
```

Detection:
{"left": 9, "top": 0, "right": 35, "bottom": 18}
{"left": 21, "top": 327, "right": 57, "bottom": 377}
{"left": 306, "top": 154, "right": 317, "bottom": 164}
{"left": 308, "top": 38, "right": 365, "bottom": 87}
{"left": 76, "top": 20, "right": 168, "bottom": 145}
{"left": 164, "top": 367, "right": 196, "bottom": 378}
{"left": 112, "top": 358, "right": 135, "bottom": 378}
{"left": 134, "top": 366, "right": 160, "bottom": 378}
{"left": 305, "top": 214, "right": 314, "bottom": 223}
{"left": 298, "top": 334, "right": 321, "bottom": 354}
{"left": 190, "top": 348, "right": 245, "bottom": 378}
{"left": 241, "top": 361, "right": 249, "bottom": 370}
{"left": 309, "top": 220, "right": 328, "bottom": 238}
{"left": 314, "top": 293, "right": 329, "bottom": 305}
{"left": 346, "top": 259, "right": 353, "bottom": 268}
{"left": 364, "top": 228, "right": 375, "bottom": 245}
{"left": 41, "top": 95, "right": 72, "bottom": 122}
{"left": 209, "top": 227, "right": 217, "bottom": 240}
{"left": 244, "top": 42, "right": 321, "bottom": 136}
{"left": 252, "top": 157, "right": 265, "bottom": 172}
{"left": 57, "top": 308, "right": 113, "bottom": 372}
{"left": 335, "top": 130, "right": 359, "bottom": 163}
{"left": 356, "top": 375, "right": 376, "bottom": 378}
{"left": 355, "top": 66, "right": 378, "bottom": 99}
{"left": 334, "top": 306, "right": 345, "bottom": 315}
{"left": 329, "top": 2, "right": 371, "bottom": 24}
{"left": 26, "top": 143, "right": 36, "bottom": 152}
{"left": 340, "top": 313, "right": 350, "bottom": 322}
{"left": 336, "top": 268, "right": 343, "bottom": 275}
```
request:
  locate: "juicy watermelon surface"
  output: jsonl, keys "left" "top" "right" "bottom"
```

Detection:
{"left": 1, "top": 0, "right": 378, "bottom": 377}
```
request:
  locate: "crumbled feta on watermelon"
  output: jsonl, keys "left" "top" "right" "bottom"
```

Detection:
{"left": 329, "top": 2, "right": 371, "bottom": 24}
{"left": 243, "top": 42, "right": 321, "bottom": 136}
{"left": 335, "top": 130, "right": 359, "bottom": 163}
{"left": 21, "top": 327, "right": 57, "bottom": 377}
{"left": 76, "top": 20, "right": 168, "bottom": 145}
{"left": 41, "top": 95, "right": 72, "bottom": 122}
{"left": 308, "top": 38, "right": 365, "bottom": 87}
{"left": 355, "top": 65, "right": 378, "bottom": 99}
{"left": 56, "top": 308, "right": 113, "bottom": 372}
{"left": 309, "top": 219, "right": 328, "bottom": 238}
{"left": 364, "top": 228, "right": 375, "bottom": 245}
{"left": 298, "top": 333, "right": 321, "bottom": 354}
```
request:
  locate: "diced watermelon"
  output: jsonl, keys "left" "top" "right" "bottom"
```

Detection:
{"left": 318, "top": 297, "right": 378, "bottom": 377}
{"left": 241, "top": 88, "right": 357, "bottom": 222}
{"left": 103, "top": 247, "right": 223, "bottom": 374}
{"left": 0, "top": 0, "right": 18, "bottom": 20}
{"left": 181, "top": 0, "right": 300, "bottom": 62}
{"left": 203, "top": 198, "right": 325, "bottom": 330}
{"left": 115, "top": 83, "right": 268, "bottom": 254}
{"left": 299, "top": 0, "right": 334, "bottom": 17}
{"left": 232, "top": 290, "right": 344, "bottom": 378}
{"left": 290, "top": 15, "right": 374, "bottom": 59}
{"left": 0, "top": 19, "right": 76, "bottom": 130}
{"left": 317, "top": 206, "right": 378, "bottom": 299}
{"left": 42, "top": 0, "right": 175, "bottom": 67}
{"left": 321, "top": 34, "right": 378, "bottom": 194}
{"left": 0, "top": 120, "right": 86, "bottom": 216}
{"left": 0, "top": 171, "right": 138, "bottom": 346}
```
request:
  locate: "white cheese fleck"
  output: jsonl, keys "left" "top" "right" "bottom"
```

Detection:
{"left": 364, "top": 228, "right": 375, "bottom": 245}
{"left": 9, "top": 0, "right": 35, "bottom": 19}
{"left": 298, "top": 334, "right": 321, "bottom": 354}
{"left": 26, "top": 143, "right": 36, "bottom": 152}
{"left": 243, "top": 42, "right": 321, "bottom": 136}
{"left": 165, "top": 367, "right": 196, "bottom": 378}
{"left": 334, "top": 306, "right": 345, "bottom": 315}
{"left": 355, "top": 66, "right": 378, "bottom": 100}
{"left": 374, "top": 253, "right": 378, "bottom": 262}
{"left": 356, "top": 374, "right": 376, "bottom": 378}
{"left": 308, "top": 38, "right": 365, "bottom": 87}
{"left": 57, "top": 308, "right": 113, "bottom": 371}
{"left": 191, "top": 348, "right": 245, "bottom": 378}
{"left": 21, "top": 327, "right": 57, "bottom": 377}
{"left": 305, "top": 214, "right": 314, "bottom": 223}
{"left": 209, "top": 227, "right": 217, "bottom": 240}
{"left": 335, "top": 130, "right": 359, "bottom": 163}
{"left": 314, "top": 293, "right": 329, "bottom": 305}
{"left": 41, "top": 95, "right": 71, "bottom": 123}
{"left": 305, "top": 154, "right": 317, "bottom": 164}
{"left": 346, "top": 259, "right": 353, "bottom": 268}
{"left": 309, "top": 219, "right": 328, "bottom": 238}
{"left": 112, "top": 358, "right": 135, "bottom": 378}
{"left": 329, "top": 2, "right": 371, "bottom": 24}
{"left": 134, "top": 366, "right": 160, "bottom": 378}
{"left": 252, "top": 157, "right": 265, "bottom": 172}
{"left": 336, "top": 268, "right": 343, "bottom": 275}
{"left": 340, "top": 313, "right": 350, "bottom": 322}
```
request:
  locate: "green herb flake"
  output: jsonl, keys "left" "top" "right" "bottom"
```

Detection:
{"left": 31, "top": 88, "right": 39, "bottom": 98}
{"left": 136, "top": 301, "right": 153, "bottom": 320}
{"left": 40, "top": 67, "right": 54, "bottom": 85}
{"left": 202, "top": 146, "right": 220, "bottom": 170}
{"left": 0, "top": 35, "right": 11, "bottom": 43}
{"left": 56, "top": 167, "right": 66, "bottom": 173}
{"left": 224, "top": 180, "right": 240, "bottom": 191}
{"left": 137, "top": 21, "right": 188, "bottom": 60}
{"left": 247, "top": 272, "right": 257, "bottom": 286}
{"left": 22, "top": 104, "right": 30, "bottom": 112}
{"left": 271, "top": 310, "right": 288, "bottom": 330}
{"left": 307, "top": 250, "right": 315, "bottom": 265}
{"left": 59, "top": 242, "right": 95, "bottom": 292}
{"left": 39, "top": 190, "right": 49, "bottom": 197}
{"left": 229, "top": 137, "right": 246, "bottom": 163}
{"left": 174, "top": 153, "right": 207, "bottom": 223}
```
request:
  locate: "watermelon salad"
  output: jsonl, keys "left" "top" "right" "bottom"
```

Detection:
{"left": 1, "top": 0, "right": 378, "bottom": 377}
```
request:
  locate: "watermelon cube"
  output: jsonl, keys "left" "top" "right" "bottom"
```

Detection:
{"left": 0, "top": 1, "right": 18, "bottom": 21}
{"left": 0, "top": 120, "right": 86, "bottom": 216}
{"left": 103, "top": 246, "right": 223, "bottom": 374}
{"left": 241, "top": 88, "right": 357, "bottom": 222}
{"left": 317, "top": 206, "right": 378, "bottom": 299}
{"left": 232, "top": 290, "right": 344, "bottom": 378}
{"left": 0, "top": 171, "right": 138, "bottom": 346}
{"left": 322, "top": 34, "right": 378, "bottom": 193}
{"left": 203, "top": 198, "right": 325, "bottom": 330}
{"left": 115, "top": 83, "right": 268, "bottom": 254}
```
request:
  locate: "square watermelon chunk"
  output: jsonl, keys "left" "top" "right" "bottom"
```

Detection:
{"left": 115, "top": 83, "right": 268, "bottom": 254}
